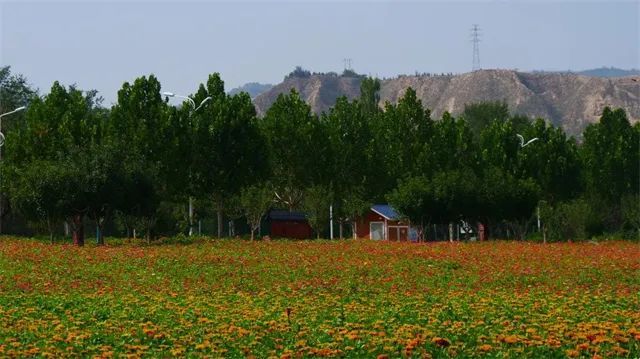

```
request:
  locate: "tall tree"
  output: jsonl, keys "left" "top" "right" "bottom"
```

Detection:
{"left": 188, "top": 74, "right": 268, "bottom": 237}
{"left": 261, "top": 90, "right": 324, "bottom": 210}
{"left": 359, "top": 77, "right": 380, "bottom": 117}
{"left": 374, "top": 88, "right": 434, "bottom": 197}
{"left": 108, "top": 75, "right": 169, "bottom": 240}
{"left": 581, "top": 107, "right": 639, "bottom": 231}
{"left": 461, "top": 100, "right": 510, "bottom": 138}
{"left": 4, "top": 82, "right": 104, "bottom": 245}
{"left": 324, "top": 97, "right": 374, "bottom": 238}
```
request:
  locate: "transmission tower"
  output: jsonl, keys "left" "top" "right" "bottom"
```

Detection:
{"left": 343, "top": 58, "right": 352, "bottom": 71}
{"left": 470, "top": 24, "right": 481, "bottom": 71}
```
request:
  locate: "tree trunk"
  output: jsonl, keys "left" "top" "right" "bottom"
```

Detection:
{"left": 71, "top": 214, "right": 84, "bottom": 246}
{"left": 543, "top": 223, "right": 547, "bottom": 244}
{"left": 47, "top": 217, "right": 54, "bottom": 244}
{"left": 250, "top": 228, "right": 255, "bottom": 241}
{"left": 217, "top": 208, "right": 223, "bottom": 238}
{"left": 97, "top": 223, "right": 105, "bottom": 246}
{"left": 352, "top": 221, "right": 357, "bottom": 239}
{"left": 339, "top": 221, "right": 344, "bottom": 239}
{"left": 188, "top": 196, "right": 194, "bottom": 236}
{"left": 449, "top": 223, "right": 454, "bottom": 242}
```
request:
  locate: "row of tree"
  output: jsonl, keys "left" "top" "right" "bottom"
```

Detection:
{"left": 0, "top": 66, "right": 638, "bottom": 244}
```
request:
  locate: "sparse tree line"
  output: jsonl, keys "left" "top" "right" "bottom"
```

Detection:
{"left": 0, "top": 66, "right": 638, "bottom": 245}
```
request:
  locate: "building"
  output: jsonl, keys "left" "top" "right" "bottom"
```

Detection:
{"left": 267, "top": 210, "right": 313, "bottom": 239}
{"left": 355, "top": 204, "right": 416, "bottom": 241}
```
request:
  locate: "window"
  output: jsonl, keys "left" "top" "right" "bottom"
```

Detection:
{"left": 370, "top": 222, "right": 384, "bottom": 240}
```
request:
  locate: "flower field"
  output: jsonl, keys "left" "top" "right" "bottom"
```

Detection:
{"left": 0, "top": 239, "right": 638, "bottom": 358}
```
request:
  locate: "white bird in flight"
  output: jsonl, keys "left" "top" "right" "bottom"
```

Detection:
{"left": 517, "top": 134, "right": 539, "bottom": 148}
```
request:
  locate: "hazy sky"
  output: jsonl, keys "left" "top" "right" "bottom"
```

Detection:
{"left": 1, "top": 1, "right": 638, "bottom": 104}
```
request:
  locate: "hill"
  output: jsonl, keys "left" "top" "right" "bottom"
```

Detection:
{"left": 254, "top": 69, "right": 640, "bottom": 136}
{"left": 228, "top": 82, "right": 273, "bottom": 98}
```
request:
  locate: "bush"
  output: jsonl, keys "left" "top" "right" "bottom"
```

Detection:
{"left": 621, "top": 194, "right": 640, "bottom": 239}
{"left": 541, "top": 199, "right": 592, "bottom": 241}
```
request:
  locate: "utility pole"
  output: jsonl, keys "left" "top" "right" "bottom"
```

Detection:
{"left": 343, "top": 58, "right": 352, "bottom": 71}
{"left": 470, "top": 24, "right": 481, "bottom": 71}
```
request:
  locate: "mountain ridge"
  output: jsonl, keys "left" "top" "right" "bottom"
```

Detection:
{"left": 253, "top": 69, "right": 639, "bottom": 136}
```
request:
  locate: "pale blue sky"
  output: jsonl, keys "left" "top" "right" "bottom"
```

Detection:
{"left": 1, "top": 1, "right": 638, "bottom": 104}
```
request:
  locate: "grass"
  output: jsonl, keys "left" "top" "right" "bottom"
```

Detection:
{"left": 0, "top": 238, "right": 638, "bottom": 358}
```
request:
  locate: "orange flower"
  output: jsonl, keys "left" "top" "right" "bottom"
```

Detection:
{"left": 565, "top": 349, "right": 580, "bottom": 358}
{"left": 431, "top": 337, "right": 451, "bottom": 347}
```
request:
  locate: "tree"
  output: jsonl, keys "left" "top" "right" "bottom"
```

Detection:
{"left": 517, "top": 118, "right": 581, "bottom": 203}
{"left": 303, "top": 185, "right": 333, "bottom": 239}
{"left": 239, "top": 184, "right": 273, "bottom": 240}
{"left": 581, "top": 107, "right": 639, "bottom": 231}
{"left": 323, "top": 97, "right": 374, "bottom": 238}
{"left": 261, "top": 90, "right": 325, "bottom": 211}
{"left": 373, "top": 88, "right": 434, "bottom": 198}
{"left": 189, "top": 74, "right": 269, "bottom": 238}
{"left": 108, "top": 75, "right": 169, "bottom": 240}
{"left": 359, "top": 77, "right": 380, "bottom": 117}
{"left": 0, "top": 66, "right": 37, "bottom": 132}
{"left": 2, "top": 161, "right": 67, "bottom": 242}
{"left": 4, "top": 82, "right": 104, "bottom": 245}
{"left": 478, "top": 119, "right": 541, "bottom": 239}
{"left": 387, "top": 176, "right": 439, "bottom": 242}
{"left": 461, "top": 100, "right": 510, "bottom": 137}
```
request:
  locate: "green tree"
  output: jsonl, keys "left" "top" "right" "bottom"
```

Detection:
{"left": 4, "top": 82, "right": 105, "bottom": 245}
{"left": 0, "top": 66, "right": 37, "bottom": 131}
{"left": 374, "top": 88, "right": 434, "bottom": 197}
{"left": 359, "top": 77, "right": 380, "bottom": 117}
{"left": 461, "top": 100, "right": 510, "bottom": 137}
{"left": 189, "top": 74, "right": 269, "bottom": 237}
{"left": 324, "top": 97, "right": 374, "bottom": 238}
{"left": 108, "top": 75, "right": 169, "bottom": 240}
{"left": 581, "top": 107, "right": 639, "bottom": 232}
{"left": 387, "top": 176, "right": 439, "bottom": 241}
{"left": 303, "top": 185, "right": 333, "bottom": 239}
{"left": 239, "top": 184, "right": 273, "bottom": 240}
{"left": 261, "top": 90, "right": 325, "bottom": 210}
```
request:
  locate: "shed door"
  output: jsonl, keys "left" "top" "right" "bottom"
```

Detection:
{"left": 370, "top": 222, "right": 384, "bottom": 240}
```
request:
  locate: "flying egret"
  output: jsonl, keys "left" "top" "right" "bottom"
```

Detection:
{"left": 516, "top": 134, "right": 539, "bottom": 148}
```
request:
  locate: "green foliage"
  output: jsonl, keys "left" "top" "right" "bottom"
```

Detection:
{"left": 239, "top": 184, "right": 274, "bottom": 240}
{"left": 303, "top": 185, "right": 333, "bottom": 239}
{"left": 359, "top": 77, "right": 381, "bottom": 117}
{"left": 261, "top": 90, "right": 327, "bottom": 210}
{"left": 540, "top": 199, "right": 592, "bottom": 242}
{"left": 461, "top": 100, "right": 510, "bottom": 136}
{"left": 387, "top": 176, "right": 437, "bottom": 239}
{"left": 581, "top": 108, "right": 639, "bottom": 233}
{"left": 621, "top": 194, "right": 640, "bottom": 238}
{"left": 0, "top": 66, "right": 37, "bottom": 132}
{"left": 1, "top": 67, "right": 635, "bottom": 242}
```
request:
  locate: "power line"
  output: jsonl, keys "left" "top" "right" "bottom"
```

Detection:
{"left": 470, "top": 24, "right": 481, "bottom": 71}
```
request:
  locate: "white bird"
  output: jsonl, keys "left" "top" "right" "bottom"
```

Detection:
{"left": 517, "top": 134, "right": 539, "bottom": 148}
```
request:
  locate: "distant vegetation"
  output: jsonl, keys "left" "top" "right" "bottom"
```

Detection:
{"left": 0, "top": 65, "right": 638, "bottom": 245}
{"left": 284, "top": 66, "right": 367, "bottom": 80}
{"left": 577, "top": 67, "right": 640, "bottom": 78}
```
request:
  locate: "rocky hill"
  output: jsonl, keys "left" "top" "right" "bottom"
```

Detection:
{"left": 228, "top": 82, "right": 273, "bottom": 98}
{"left": 253, "top": 69, "right": 640, "bottom": 136}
